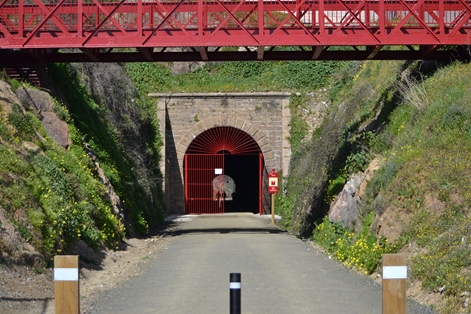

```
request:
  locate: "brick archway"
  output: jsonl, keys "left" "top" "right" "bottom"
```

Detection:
{"left": 152, "top": 92, "right": 291, "bottom": 215}
{"left": 177, "top": 114, "right": 274, "bottom": 173}
{"left": 184, "top": 126, "right": 264, "bottom": 214}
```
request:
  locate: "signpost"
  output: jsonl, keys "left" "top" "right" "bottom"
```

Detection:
{"left": 268, "top": 169, "right": 279, "bottom": 224}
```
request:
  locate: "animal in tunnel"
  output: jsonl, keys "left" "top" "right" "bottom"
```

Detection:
{"left": 212, "top": 175, "right": 236, "bottom": 201}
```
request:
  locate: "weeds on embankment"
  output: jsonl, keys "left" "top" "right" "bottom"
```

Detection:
{"left": 282, "top": 59, "right": 471, "bottom": 313}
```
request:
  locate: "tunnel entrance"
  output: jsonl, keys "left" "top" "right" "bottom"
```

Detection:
{"left": 184, "top": 126, "right": 263, "bottom": 214}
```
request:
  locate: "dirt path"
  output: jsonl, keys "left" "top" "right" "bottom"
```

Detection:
{"left": 0, "top": 219, "right": 177, "bottom": 314}
{"left": 82, "top": 214, "right": 435, "bottom": 314}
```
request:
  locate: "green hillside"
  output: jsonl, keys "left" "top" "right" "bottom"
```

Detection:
{"left": 0, "top": 63, "right": 164, "bottom": 265}
{"left": 281, "top": 59, "right": 471, "bottom": 313}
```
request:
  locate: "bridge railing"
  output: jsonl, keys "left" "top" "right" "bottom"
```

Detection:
{"left": 1, "top": 0, "right": 471, "bottom": 47}
{"left": 1, "top": 0, "right": 471, "bottom": 62}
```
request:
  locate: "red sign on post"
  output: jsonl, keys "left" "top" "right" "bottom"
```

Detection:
{"left": 268, "top": 169, "right": 279, "bottom": 194}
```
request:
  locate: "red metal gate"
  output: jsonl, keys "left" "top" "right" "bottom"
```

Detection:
{"left": 184, "top": 126, "right": 263, "bottom": 215}
{"left": 185, "top": 154, "right": 225, "bottom": 214}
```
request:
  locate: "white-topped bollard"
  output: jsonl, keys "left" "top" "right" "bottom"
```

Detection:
{"left": 382, "top": 254, "right": 407, "bottom": 314}
{"left": 54, "top": 255, "right": 80, "bottom": 314}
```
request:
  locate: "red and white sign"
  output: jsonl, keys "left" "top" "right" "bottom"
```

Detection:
{"left": 268, "top": 169, "right": 279, "bottom": 194}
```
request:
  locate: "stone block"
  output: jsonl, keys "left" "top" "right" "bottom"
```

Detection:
{"left": 179, "top": 135, "right": 192, "bottom": 148}
{"left": 246, "top": 124, "right": 258, "bottom": 137}
{"left": 257, "top": 136, "right": 269, "bottom": 147}
{"left": 235, "top": 118, "right": 245, "bottom": 129}
{"left": 253, "top": 131, "right": 265, "bottom": 141}
{"left": 263, "top": 150, "right": 274, "bottom": 160}
{"left": 176, "top": 143, "right": 187, "bottom": 154}
{"left": 184, "top": 131, "right": 196, "bottom": 141}
{"left": 192, "top": 121, "right": 207, "bottom": 135}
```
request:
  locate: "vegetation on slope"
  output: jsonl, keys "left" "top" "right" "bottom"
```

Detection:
{"left": 48, "top": 63, "right": 164, "bottom": 234}
{"left": 278, "top": 58, "right": 471, "bottom": 313}
{"left": 0, "top": 63, "right": 164, "bottom": 265}
{"left": 125, "top": 60, "right": 345, "bottom": 93}
{"left": 377, "top": 62, "right": 471, "bottom": 312}
{"left": 0, "top": 79, "right": 124, "bottom": 263}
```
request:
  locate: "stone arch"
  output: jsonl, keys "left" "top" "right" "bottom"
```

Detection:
{"left": 152, "top": 92, "right": 291, "bottom": 215}
{"left": 175, "top": 114, "right": 274, "bottom": 174}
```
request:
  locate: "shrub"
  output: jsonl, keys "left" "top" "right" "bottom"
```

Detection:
{"left": 326, "top": 175, "right": 346, "bottom": 203}
{"left": 313, "top": 213, "right": 397, "bottom": 274}
{"left": 8, "top": 103, "right": 36, "bottom": 141}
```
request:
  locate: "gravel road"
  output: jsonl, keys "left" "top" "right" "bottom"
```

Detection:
{"left": 85, "top": 213, "right": 435, "bottom": 314}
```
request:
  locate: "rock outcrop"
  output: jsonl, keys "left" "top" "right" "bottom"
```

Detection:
{"left": 96, "top": 165, "right": 124, "bottom": 220}
{"left": 0, "top": 81, "right": 16, "bottom": 115}
{"left": 328, "top": 173, "right": 364, "bottom": 228}
{"left": 16, "top": 87, "right": 70, "bottom": 148}
{"left": 328, "top": 158, "right": 382, "bottom": 228}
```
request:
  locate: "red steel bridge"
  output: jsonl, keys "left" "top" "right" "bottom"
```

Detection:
{"left": 1, "top": 0, "right": 471, "bottom": 63}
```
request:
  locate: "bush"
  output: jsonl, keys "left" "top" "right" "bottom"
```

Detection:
{"left": 313, "top": 213, "right": 397, "bottom": 274}
{"left": 326, "top": 175, "right": 346, "bottom": 203}
{"left": 8, "top": 103, "right": 36, "bottom": 141}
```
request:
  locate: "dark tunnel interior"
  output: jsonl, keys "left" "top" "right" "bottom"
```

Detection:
{"left": 223, "top": 154, "right": 260, "bottom": 214}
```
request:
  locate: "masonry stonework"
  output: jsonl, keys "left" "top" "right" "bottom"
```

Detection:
{"left": 150, "top": 92, "right": 291, "bottom": 215}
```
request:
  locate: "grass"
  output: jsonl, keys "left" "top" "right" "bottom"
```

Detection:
{"left": 125, "top": 60, "right": 345, "bottom": 94}
{"left": 299, "top": 59, "right": 471, "bottom": 313}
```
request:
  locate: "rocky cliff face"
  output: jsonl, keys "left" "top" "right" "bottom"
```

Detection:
{"left": 66, "top": 63, "right": 164, "bottom": 232}
{"left": 0, "top": 82, "right": 50, "bottom": 265}
{"left": 16, "top": 87, "right": 70, "bottom": 148}
{"left": 328, "top": 158, "right": 382, "bottom": 229}
{"left": 287, "top": 100, "right": 361, "bottom": 237}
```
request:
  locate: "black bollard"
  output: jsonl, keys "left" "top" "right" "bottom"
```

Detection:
{"left": 230, "top": 273, "right": 241, "bottom": 314}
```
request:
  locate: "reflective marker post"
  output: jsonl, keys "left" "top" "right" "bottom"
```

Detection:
{"left": 382, "top": 254, "right": 407, "bottom": 314}
{"left": 230, "top": 273, "right": 241, "bottom": 314}
{"left": 54, "top": 255, "right": 80, "bottom": 314}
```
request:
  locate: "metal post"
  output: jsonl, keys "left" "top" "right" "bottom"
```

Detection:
{"left": 271, "top": 194, "right": 275, "bottom": 224}
{"left": 230, "top": 273, "right": 241, "bottom": 314}
{"left": 54, "top": 255, "right": 80, "bottom": 314}
{"left": 382, "top": 254, "right": 407, "bottom": 314}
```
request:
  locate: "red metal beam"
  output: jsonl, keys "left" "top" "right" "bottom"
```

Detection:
{"left": 1, "top": 0, "right": 471, "bottom": 62}
{"left": 1, "top": 46, "right": 466, "bottom": 64}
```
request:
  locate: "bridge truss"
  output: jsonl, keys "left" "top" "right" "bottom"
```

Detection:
{"left": 1, "top": 0, "right": 471, "bottom": 63}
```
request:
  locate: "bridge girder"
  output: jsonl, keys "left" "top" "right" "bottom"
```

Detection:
{"left": 0, "top": 46, "right": 466, "bottom": 65}
{"left": 1, "top": 0, "right": 471, "bottom": 63}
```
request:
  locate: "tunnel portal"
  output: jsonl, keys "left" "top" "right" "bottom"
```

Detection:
{"left": 184, "top": 126, "right": 263, "bottom": 214}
